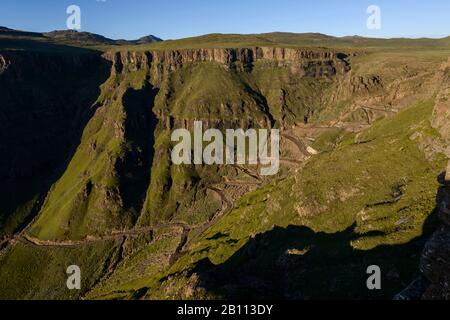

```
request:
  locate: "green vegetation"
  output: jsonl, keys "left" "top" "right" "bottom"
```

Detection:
{"left": 131, "top": 101, "right": 445, "bottom": 299}
{"left": 0, "top": 240, "right": 121, "bottom": 299}
{"left": 112, "top": 32, "right": 450, "bottom": 52}
{"left": 1, "top": 26, "right": 449, "bottom": 300}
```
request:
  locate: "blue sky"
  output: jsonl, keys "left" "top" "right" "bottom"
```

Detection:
{"left": 0, "top": 0, "right": 449, "bottom": 40}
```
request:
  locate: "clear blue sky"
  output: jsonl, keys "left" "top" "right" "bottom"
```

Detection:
{"left": 0, "top": 0, "right": 449, "bottom": 40}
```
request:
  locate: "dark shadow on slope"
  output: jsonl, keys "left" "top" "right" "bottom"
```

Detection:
{"left": 242, "top": 84, "right": 275, "bottom": 128}
{"left": 116, "top": 83, "right": 159, "bottom": 220}
{"left": 189, "top": 209, "right": 438, "bottom": 300}
{"left": 0, "top": 46, "right": 112, "bottom": 238}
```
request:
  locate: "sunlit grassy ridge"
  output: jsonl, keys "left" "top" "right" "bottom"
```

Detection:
{"left": 108, "top": 32, "right": 450, "bottom": 52}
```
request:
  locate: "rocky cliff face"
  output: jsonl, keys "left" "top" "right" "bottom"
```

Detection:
{"left": 104, "top": 47, "right": 350, "bottom": 80}
{"left": 395, "top": 136, "right": 450, "bottom": 300}
{"left": 394, "top": 58, "right": 450, "bottom": 301}
{"left": 101, "top": 47, "right": 354, "bottom": 134}
{"left": 420, "top": 158, "right": 450, "bottom": 299}
{"left": 432, "top": 58, "right": 450, "bottom": 155}
{"left": 422, "top": 63, "right": 450, "bottom": 299}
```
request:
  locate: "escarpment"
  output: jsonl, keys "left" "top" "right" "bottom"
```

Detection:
{"left": 102, "top": 47, "right": 353, "bottom": 129}
{"left": 104, "top": 47, "right": 350, "bottom": 79}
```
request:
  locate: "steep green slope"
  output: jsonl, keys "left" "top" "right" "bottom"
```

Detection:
{"left": 28, "top": 65, "right": 154, "bottom": 240}
{"left": 0, "top": 240, "right": 121, "bottom": 299}
{"left": 0, "top": 48, "right": 111, "bottom": 239}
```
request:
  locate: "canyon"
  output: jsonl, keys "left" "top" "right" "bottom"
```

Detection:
{"left": 0, "top": 28, "right": 449, "bottom": 300}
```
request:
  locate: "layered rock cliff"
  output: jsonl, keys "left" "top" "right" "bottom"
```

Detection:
{"left": 104, "top": 47, "right": 350, "bottom": 80}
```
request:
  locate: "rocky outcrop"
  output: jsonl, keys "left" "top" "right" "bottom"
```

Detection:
{"left": 432, "top": 58, "right": 450, "bottom": 151}
{"left": 330, "top": 74, "right": 384, "bottom": 104}
{"left": 396, "top": 163, "right": 450, "bottom": 300}
{"left": 421, "top": 226, "right": 450, "bottom": 299}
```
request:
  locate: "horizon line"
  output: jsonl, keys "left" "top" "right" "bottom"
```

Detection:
{"left": 1, "top": 25, "right": 450, "bottom": 42}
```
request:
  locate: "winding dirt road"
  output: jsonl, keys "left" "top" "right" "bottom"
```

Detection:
{"left": 281, "top": 132, "right": 311, "bottom": 156}
{"left": 2, "top": 222, "right": 189, "bottom": 251}
{"left": 1, "top": 130, "right": 312, "bottom": 262}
